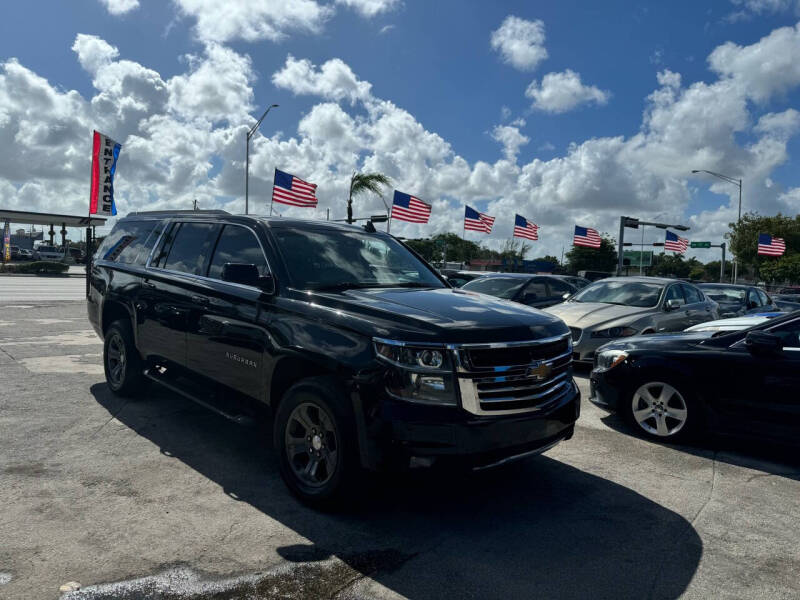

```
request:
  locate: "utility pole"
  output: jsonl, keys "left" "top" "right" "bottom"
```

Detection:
{"left": 245, "top": 103, "right": 278, "bottom": 215}
{"left": 691, "top": 170, "right": 742, "bottom": 283}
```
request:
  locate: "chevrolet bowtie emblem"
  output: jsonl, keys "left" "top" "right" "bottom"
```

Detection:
{"left": 527, "top": 361, "right": 551, "bottom": 381}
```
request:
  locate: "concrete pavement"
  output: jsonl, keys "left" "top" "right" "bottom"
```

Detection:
{"left": 0, "top": 294, "right": 798, "bottom": 599}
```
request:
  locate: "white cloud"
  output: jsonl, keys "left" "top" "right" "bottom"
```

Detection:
{"left": 379, "top": 24, "right": 395, "bottom": 34}
{"left": 335, "top": 0, "right": 400, "bottom": 18}
{"left": 492, "top": 125, "right": 529, "bottom": 160}
{"left": 490, "top": 16, "right": 548, "bottom": 71}
{"left": 525, "top": 70, "right": 610, "bottom": 113}
{"left": 168, "top": 43, "right": 254, "bottom": 123}
{"left": 708, "top": 23, "right": 800, "bottom": 102}
{"left": 272, "top": 55, "right": 373, "bottom": 104}
{"left": 98, "top": 0, "right": 140, "bottom": 15}
{"left": 727, "top": 0, "right": 800, "bottom": 20}
{"left": 754, "top": 109, "right": 800, "bottom": 139}
{"left": 172, "top": 0, "right": 334, "bottom": 43}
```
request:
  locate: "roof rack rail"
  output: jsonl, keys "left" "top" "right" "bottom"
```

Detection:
{"left": 127, "top": 209, "right": 231, "bottom": 216}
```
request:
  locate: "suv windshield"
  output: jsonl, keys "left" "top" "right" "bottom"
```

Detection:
{"left": 272, "top": 227, "right": 445, "bottom": 291}
{"left": 461, "top": 277, "right": 526, "bottom": 299}
{"left": 571, "top": 280, "right": 664, "bottom": 308}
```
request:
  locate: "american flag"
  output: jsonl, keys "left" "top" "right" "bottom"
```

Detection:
{"left": 391, "top": 191, "right": 431, "bottom": 223}
{"left": 513, "top": 214, "right": 539, "bottom": 241}
{"left": 272, "top": 168, "right": 317, "bottom": 208}
{"left": 464, "top": 205, "right": 495, "bottom": 234}
{"left": 758, "top": 233, "right": 786, "bottom": 256}
{"left": 665, "top": 230, "right": 689, "bottom": 253}
{"left": 573, "top": 225, "right": 602, "bottom": 248}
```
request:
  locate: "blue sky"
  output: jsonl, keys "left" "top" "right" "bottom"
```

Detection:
{"left": 1, "top": 0, "right": 800, "bottom": 257}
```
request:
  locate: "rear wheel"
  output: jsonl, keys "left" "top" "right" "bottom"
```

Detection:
{"left": 626, "top": 378, "right": 697, "bottom": 442}
{"left": 274, "top": 377, "right": 359, "bottom": 507}
{"left": 103, "top": 319, "right": 145, "bottom": 397}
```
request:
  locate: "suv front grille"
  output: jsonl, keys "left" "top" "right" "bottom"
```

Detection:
{"left": 456, "top": 334, "right": 573, "bottom": 415}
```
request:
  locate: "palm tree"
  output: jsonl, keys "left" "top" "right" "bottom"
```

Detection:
{"left": 347, "top": 172, "right": 391, "bottom": 224}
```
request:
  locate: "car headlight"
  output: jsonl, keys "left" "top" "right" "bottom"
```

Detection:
{"left": 594, "top": 350, "right": 628, "bottom": 372}
{"left": 591, "top": 326, "right": 638, "bottom": 339}
{"left": 373, "top": 339, "right": 457, "bottom": 406}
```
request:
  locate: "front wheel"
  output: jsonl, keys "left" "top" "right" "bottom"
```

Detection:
{"left": 626, "top": 379, "right": 697, "bottom": 442}
{"left": 274, "top": 378, "right": 358, "bottom": 507}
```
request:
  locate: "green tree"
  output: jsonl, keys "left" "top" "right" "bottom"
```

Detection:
{"left": 347, "top": 172, "right": 391, "bottom": 224}
{"left": 759, "top": 254, "right": 800, "bottom": 284}
{"left": 728, "top": 212, "right": 800, "bottom": 280}
{"left": 650, "top": 253, "right": 691, "bottom": 278}
{"left": 565, "top": 237, "right": 617, "bottom": 274}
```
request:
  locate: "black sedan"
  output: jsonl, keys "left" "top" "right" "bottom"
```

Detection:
{"left": 460, "top": 273, "right": 578, "bottom": 309}
{"left": 698, "top": 283, "right": 778, "bottom": 317}
{"left": 589, "top": 311, "right": 800, "bottom": 444}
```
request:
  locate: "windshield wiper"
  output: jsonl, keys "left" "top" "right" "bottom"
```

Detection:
{"left": 373, "top": 282, "right": 436, "bottom": 288}
{"left": 308, "top": 282, "right": 380, "bottom": 292}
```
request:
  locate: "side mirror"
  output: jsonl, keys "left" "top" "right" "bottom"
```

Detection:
{"left": 745, "top": 330, "right": 782, "bottom": 355}
{"left": 221, "top": 263, "right": 274, "bottom": 293}
{"left": 665, "top": 299, "right": 682, "bottom": 311}
{"left": 562, "top": 292, "right": 572, "bottom": 300}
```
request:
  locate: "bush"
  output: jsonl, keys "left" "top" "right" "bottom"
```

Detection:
{"left": 0, "top": 261, "right": 69, "bottom": 274}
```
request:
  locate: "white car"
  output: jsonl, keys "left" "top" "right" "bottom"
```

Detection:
{"left": 34, "top": 245, "right": 66, "bottom": 261}
{"left": 684, "top": 312, "right": 782, "bottom": 333}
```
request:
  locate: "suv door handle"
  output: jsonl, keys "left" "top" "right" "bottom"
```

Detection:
{"left": 191, "top": 295, "right": 209, "bottom": 305}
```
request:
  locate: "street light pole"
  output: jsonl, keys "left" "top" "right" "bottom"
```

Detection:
{"left": 245, "top": 104, "right": 278, "bottom": 215}
{"left": 691, "top": 169, "right": 742, "bottom": 283}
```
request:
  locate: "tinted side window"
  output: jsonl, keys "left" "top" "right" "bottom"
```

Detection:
{"left": 548, "top": 279, "right": 574, "bottom": 296}
{"left": 665, "top": 285, "right": 685, "bottom": 305}
{"left": 772, "top": 318, "right": 800, "bottom": 348}
{"left": 747, "top": 289, "right": 762, "bottom": 307}
{"left": 522, "top": 279, "right": 548, "bottom": 299}
{"left": 95, "top": 220, "right": 158, "bottom": 264}
{"left": 162, "top": 223, "right": 219, "bottom": 275}
{"left": 681, "top": 284, "right": 703, "bottom": 304}
{"left": 757, "top": 289, "right": 770, "bottom": 306}
{"left": 208, "top": 225, "right": 269, "bottom": 280}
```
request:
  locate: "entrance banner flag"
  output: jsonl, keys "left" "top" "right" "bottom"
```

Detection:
{"left": 89, "top": 130, "right": 122, "bottom": 216}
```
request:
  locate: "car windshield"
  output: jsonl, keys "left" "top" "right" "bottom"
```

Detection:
{"left": 701, "top": 287, "right": 746, "bottom": 304}
{"left": 271, "top": 227, "right": 445, "bottom": 291}
{"left": 570, "top": 280, "right": 664, "bottom": 307}
{"left": 461, "top": 277, "right": 527, "bottom": 299}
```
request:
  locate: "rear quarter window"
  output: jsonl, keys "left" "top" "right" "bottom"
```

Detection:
{"left": 95, "top": 220, "right": 163, "bottom": 265}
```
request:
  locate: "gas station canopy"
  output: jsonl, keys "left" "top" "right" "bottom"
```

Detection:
{"left": 0, "top": 209, "right": 107, "bottom": 228}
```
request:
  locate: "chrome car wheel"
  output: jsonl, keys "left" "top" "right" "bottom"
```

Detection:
{"left": 284, "top": 402, "right": 339, "bottom": 488}
{"left": 631, "top": 382, "right": 688, "bottom": 437}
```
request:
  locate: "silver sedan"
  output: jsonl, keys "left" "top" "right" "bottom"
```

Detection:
{"left": 544, "top": 277, "right": 718, "bottom": 363}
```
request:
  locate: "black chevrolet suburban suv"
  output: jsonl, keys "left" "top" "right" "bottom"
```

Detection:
{"left": 88, "top": 211, "right": 580, "bottom": 504}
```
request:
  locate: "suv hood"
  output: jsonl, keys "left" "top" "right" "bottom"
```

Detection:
{"left": 543, "top": 302, "right": 653, "bottom": 329}
{"left": 597, "top": 331, "right": 716, "bottom": 354}
{"left": 285, "top": 287, "right": 568, "bottom": 344}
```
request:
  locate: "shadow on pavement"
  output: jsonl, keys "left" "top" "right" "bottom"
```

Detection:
{"left": 598, "top": 411, "right": 800, "bottom": 482}
{"left": 90, "top": 383, "right": 702, "bottom": 599}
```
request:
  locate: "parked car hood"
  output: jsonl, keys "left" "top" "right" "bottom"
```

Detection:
{"left": 543, "top": 301, "right": 653, "bottom": 328}
{"left": 282, "top": 287, "right": 569, "bottom": 344}
{"left": 597, "top": 331, "right": 716, "bottom": 354}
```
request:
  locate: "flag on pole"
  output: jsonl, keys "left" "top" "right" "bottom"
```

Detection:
{"left": 665, "top": 230, "right": 689, "bottom": 253}
{"left": 391, "top": 191, "right": 431, "bottom": 223}
{"left": 573, "top": 225, "right": 601, "bottom": 248}
{"left": 513, "top": 214, "right": 539, "bottom": 241}
{"left": 2, "top": 221, "right": 10, "bottom": 262}
{"left": 89, "top": 130, "right": 121, "bottom": 216}
{"left": 757, "top": 233, "right": 786, "bottom": 256}
{"left": 272, "top": 169, "right": 318, "bottom": 207}
{"left": 464, "top": 206, "right": 495, "bottom": 234}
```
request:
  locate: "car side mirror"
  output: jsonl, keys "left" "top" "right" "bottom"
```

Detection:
{"left": 562, "top": 292, "right": 571, "bottom": 300}
{"left": 665, "top": 299, "right": 682, "bottom": 311}
{"left": 221, "top": 263, "right": 274, "bottom": 293}
{"left": 745, "top": 330, "right": 782, "bottom": 355}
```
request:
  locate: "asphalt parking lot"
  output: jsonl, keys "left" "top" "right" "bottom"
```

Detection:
{"left": 1, "top": 293, "right": 799, "bottom": 599}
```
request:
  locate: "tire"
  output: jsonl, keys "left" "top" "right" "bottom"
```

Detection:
{"left": 103, "top": 319, "right": 145, "bottom": 397}
{"left": 624, "top": 376, "right": 699, "bottom": 443}
{"left": 274, "top": 377, "right": 359, "bottom": 508}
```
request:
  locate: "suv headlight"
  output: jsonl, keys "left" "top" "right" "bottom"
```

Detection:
{"left": 594, "top": 350, "right": 628, "bottom": 372}
{"left": 373, "top": 339, "right": 457, "bottom": 406}
{"left": 591, "top": 326, "right": 638, "bottom": 339}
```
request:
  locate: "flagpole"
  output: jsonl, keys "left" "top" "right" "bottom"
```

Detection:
{"left": 269, "top": 168, "right": 275, "bottom": 216}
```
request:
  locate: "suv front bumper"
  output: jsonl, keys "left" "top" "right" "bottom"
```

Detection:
{"left": 366, "top": 379, "right": 580, "bottom": 470}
